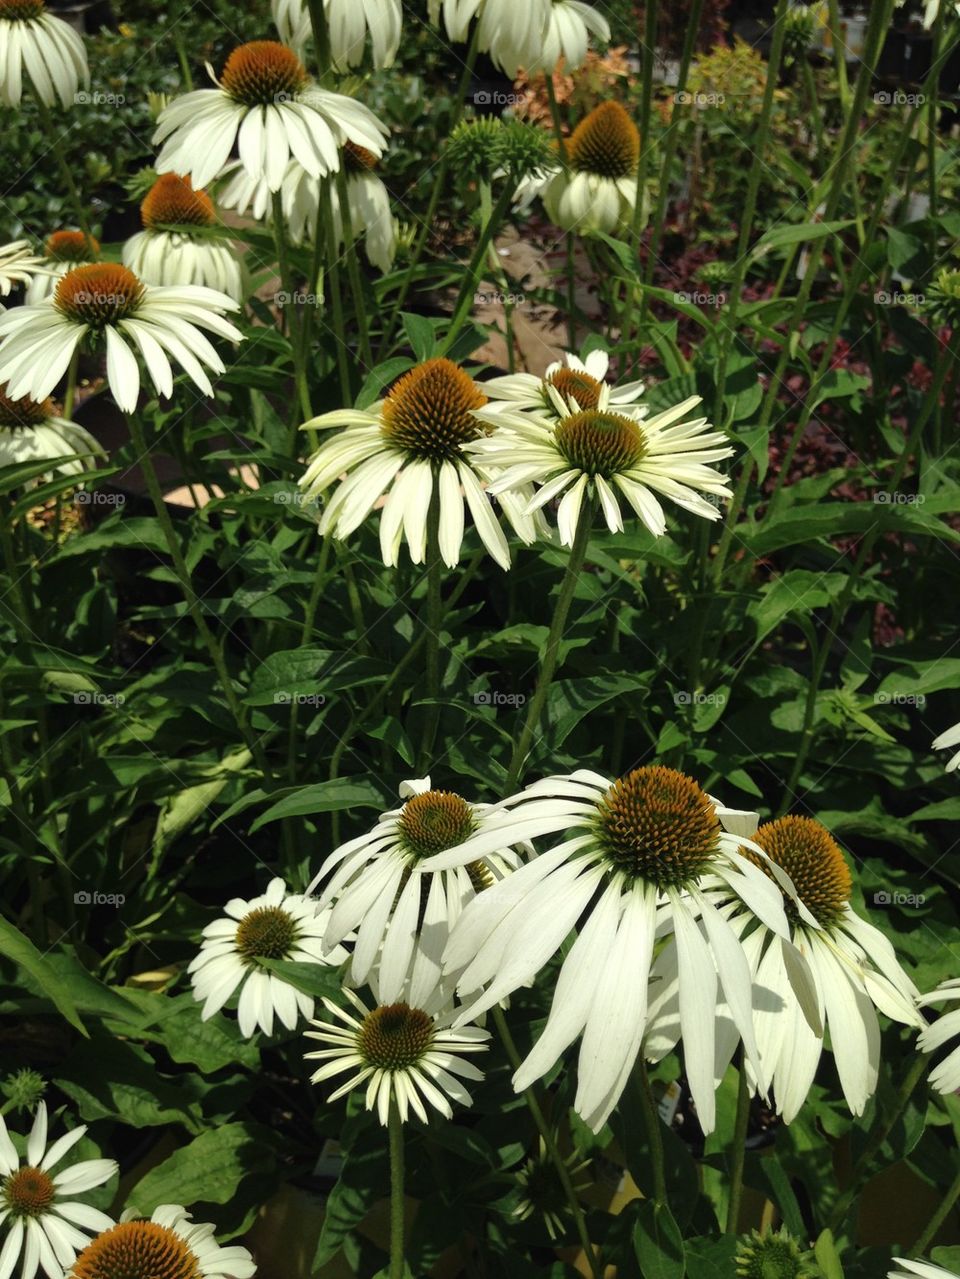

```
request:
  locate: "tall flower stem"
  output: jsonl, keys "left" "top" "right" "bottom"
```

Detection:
{"left": 126, "top": 413, "right": 269, "bottom": 774}
{"left": 725, "top": 1052, "right": 750, "bottom": 1234}
{"left": 272, "top": 193, "right": 312, "bottom": 439}
{"left": 912, "top": 1163, "right": 960, "bottom": 1255}
{"left": 322, "top": 184, "right": 354, "bottom": 406}
{"left": 35, "top": 99, "right": 92, "bottom": 240}
{"left": 634, "top": 1058, "right": 668, "bottom": 1208}
{"left": 62, "top": 350, "right": 80, "bottom": 420}
{"left": 419, "top": 493, "right": 444, "bottom": 769}
{"left": 493, "top": 1007, "right": 603, "bottom": 1279}
{"left": 381, "top": 25, "right": 481, "bottom": 355}
{"left": 335, "top": 169, "right": 374, "bottom": 367}
{"left": 710, "top": 0, "right": 791, "bottom": 424}
{"left": 388, "top": 1100, "right": 406, "bottom": 1279}
{"left": 505, "top": 513, "right": 591, "bottom": 791}
{"left": 543, "top": 76, "right": 576, "bottom": 351}
{"left": 439, "top": 181, "right": 516, "bottom": 357}
{"left": 618, "top": 0, "right": 658, "bottom": 361}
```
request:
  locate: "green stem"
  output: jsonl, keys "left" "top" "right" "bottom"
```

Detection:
{"left": 126, "top": 413, "right": 269, "bottom": 774}
{"left": 545, "top": 72, "right": 568, "bottom": 164}
{"left": 35, "top": 98, "right": 92, "bottom": 239}
{"left": 335, "top": 169, "right": 373, "bottom": 368}
{"left": 726, "top": 1052, "right": 750, "bottom": 1234}
{"left": 272, "top": 192, "right": 312, "bottom": 446}
{"left": 619, "top": 0, "right": 659, "bottom": 356}
{"left": 636, "top": 1058, "right": 668, "bottom": 1207}
{"left": 505, "top": 511, "right": 591, "bottom": 791}
{"left": 62, "top": 349, "right": 80, "bottom": 420}
{"left": 439, "top": 180, "right": 516, "bottom": 357}
{"left": 912, "top": 1163, "right": 960, "bottom": 1255}
{"left": 305, "top": 0, "right": 333, "bottom": 80}
{"left": 321, "top": 182, "right": 353, "bottom": 406}
{"left": 420, "top": 492, "right": 443, "bottom": 769}
{"left": 493, "top": 1007, "right": 603, "bottom": 1279}
{"left": 388, "top": 1100, "right": 406, "bottom": 1279}
{"left": 827, "top": 1054, "right": 928, "bottom": 1235}
{"left": 711, "top": 0, "right": 791, "bottom": 424}
{"left": 380, "top": 25, "right": 481, "bottom": 355}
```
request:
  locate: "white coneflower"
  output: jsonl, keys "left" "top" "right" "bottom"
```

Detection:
{"left": 917, "top": 978, "right": 960, "bottom": 1094}
{"left": 889, "top": 1264, "right": 959, "bottom": 1279}
{"left": 305, "top": 985, "right": 488, "bottom": 1124}
{"left": 308, "top": 776, "right": 527, "bottom": 1002}
{"left": 469, "top": 382, "right": 733, "bottom": 547}
{"left": 426, "top": 766, "right": 796, "bottom": 1132}
{"left": 123, "top": 174, "right": 244, "bottom": 304}
{"left": 153, "top": 40, "right": 388, "bottom": 192}
{"left": 0, "top": 1101, "right": 115, "bottom": 1279}
{"left": 481, "top": 346, "right": 644, "bottom": 417}
{"left": 0, "top": 0, "right": 88, "bottom": 109}
{"left": 432, "top": 0, "right": 552, "bottom": 77}
{"left": 933, "top": 718, "right": 960, "bottom": 772}
{"left": 543, "top": 100, "right": 639, "bottom": 235}
{"left": 335, "top": 142, "right": 398, "bottom": 273}
{"left": 718, "top": 816, "right": 924, "bottom": 1122}
{"left": 217, "top": 159, "right": 318, "bottom": 245}
{"left": 0, "top": 241, "right": 44, "bottom": 298}
{"left": 25, "top": 231, "right": 99, "bottom": 305}
{"left": 0, "top": 263, "right": 242, "bottom": 414}
{"left": 0, "top": 384, "right": 102, "bottom": 475}
{"left": 69, "top": 1205, "right": 256, "bottom": 1279}
{"left": 298, "top": 357, "right": 544, "bottom": 569}
{"left": 526, "top": 0, "right": 611, "bottom": 73}
{"left": 188, "top": 877, "right": 347, "bottom": 1038}
{"left": 272, "top": 0, "right": 401, "bottom": 67}
{"left": 272, "top": 0, "right": 311, "bottom": 51}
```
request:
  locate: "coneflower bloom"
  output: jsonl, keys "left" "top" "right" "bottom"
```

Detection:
{"left": 917, "top": 978, "right": 960, "bottom": 1094}
{"left": 305, "top": 984, "right": 488, "bottom": 1125}
{"left": 426, "top": 766, "right": 795, "bottom": 1132}
{"left": 0, "top": 1102, "right": 116, "bottom": 1279}
{"left": 544, "top": 101, "right": 640, "bottom": 235}
{"left": 189, "top": 877, "right": 346, "bottom": 1039}
{"left": 432, "top": 0, "right": 551, "bottom": 77}
{"left": 0, "top": 241, "right": 44, "bottom": 298}
{"left": 481, "top": 346, "right": 644, "bottom": 417}
{"left": 933, "top": 718, "right": 960, "bottom": 772}
{"left": 298, "top": 358, "right": 543, "bottom": 568}
{"left": 153, "top": 40, "right": 388, "bottom": 192}
{"left": 69, "top": 1205, "right": 256, "bottom": 1279}
{"left": 718, "top": 816, "right": 924, "bottom": 1122}
{"left": 123, "top": 174, "right": 244, "bottom": 303}
{"left": 308, "top": 776, "right": 527, "bottom": 1002}
{"left": 0, "top": 263, "right": 242, "bottom": 413}
{"left": 0, "top": 384, "right": 102, "bottom": 474}
{"left": 469, "top": 382, "right": 733, "bottom": 547}
{"left": 25, "top": 230, "right": 99, "bottom": 304}
{"left": 526, "top": 0, "right": 611, "bottom": 73}
{"left": 0, "top": 0, "right": 88, "bottom": 109}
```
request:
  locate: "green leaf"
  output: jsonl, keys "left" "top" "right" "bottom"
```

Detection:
{"left": 54, "top": 1038, "right": 203, "bottom": 1132}
{"left": 632, "top": 1200, "right": 685, "bottom": 1279}
{"left": 314, "top": 1139, "right": 388, "bottom": 1267}
{"left": 258, "top": 959, "right": 342, "bottom": 1000}
{"left": 355, "top": 357, "right": 413, "bottom": 410}
{"left": 813, "top": 1229, "right": 844, "bottom": 1279}
{"left": 249, "top": 778, "right": 388, "bottom": 831}
{"left": 683, "top": 1235, "right": 738, "bottom": 1279}
{"left": 401, "top": 312, "right": 437, "bottom": 361}
{"left": 750, "top": 220, "right": 854, "bottom": 257}
{"left": 50, "top": 516, "right": 172, "bottom": 560}
{"left": 153, "top": 748, "right": 253, "bottom": 854}
{"left": 542, "top": 674, "right": 650, "bottom": 750}
{"left": 0, "top": 919, "right": 86, "bottom": 1034}
{"left": 126, "top": 1122, "right": 277, "bottom": 1215}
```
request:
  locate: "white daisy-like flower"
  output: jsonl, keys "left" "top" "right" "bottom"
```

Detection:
{"left": 933, "top": 719, "right": 960, "bottom": 772}
{"left": 272, "top": 0, "right": 401, "bottom": 67}
{"left": 917, "top": 977, "right": 960, "bottom": 1094}
{"left": 69, "top": 1204, "right": 256, "bottom": 1279}
{"left": 0, "top": 263, "right": 242, "bottom": 414}
{"left": 217, "top": 159, "right": 318, "bottom": 245}
{"left": 24, "top": 231, "right": 98, "bottom": 305}
{"left": 305, "top": 983, "right": 489, "bottom": 1125}
{"left": 526, "top": 0, "right": 610, "bottom": 73}
{"left": 889, "top": 1263, "right": 959, "bottom": 1279}
{"left": 481, "top": 346, "right": 644, "bottom": 417}
{"left": 469, "top": 382, "right": 733, "bottom": 547}
{"left": 542, "top": 100, "right": 639, "bottom": 235}
{"left": 705, "top": 816, "right": 924, "bottom": 1122}
{"left": 153, "top": 40, "right": 388, "bottom": 193}
{"left": 0, "top": 1101, "right": 116, "bottom": 1279}
{"left": 335, "top": 143, "right": 398, "bottom": 273}
{"left": 298, "top": 357, "right": 544, "bottom": 569}
{"left": 272, "top": 0, "right": 311, "bottom": 51}
{"left": 0, "top": 383, "right": 102, "bottom": 475}
{"left": 308, "top": 776, "right": 527, "bottom": 1003}
{"left": 432, "top": 0, "right": 551, "bottom": 77}
{"left": 425, "top": 766, "right": 798, "bottom": 1133}
{"left": 0, "top": 0, "right": 88, "bottom": 109}
{"left": 0, "top": 240, "right": 44, "bottom": 298}
{"left": 188, "top": 876, "right": 347, "bottom": 1039}
{"left": 122, "top": 174, "right": 244, "bottom": 304}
